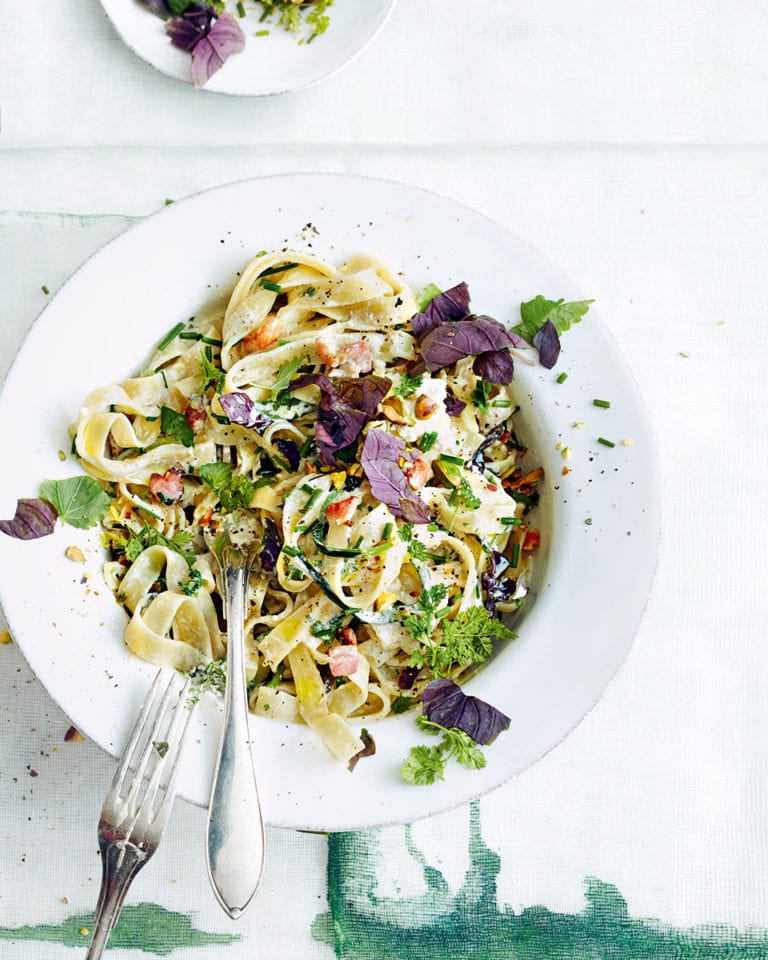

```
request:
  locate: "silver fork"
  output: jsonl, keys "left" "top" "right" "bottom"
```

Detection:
{"left": 204, "top": 445, "right": 265, "bottom": 918}
{"left": 85, "top": 670, "right": 194, "bottom": 959}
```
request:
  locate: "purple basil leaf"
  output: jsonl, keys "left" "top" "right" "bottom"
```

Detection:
{"left": 480, "top": 549, "right": 516, "bottom": 617}
{"left": 398, "top": 666, "right": 419, "bottom": 690}
{"left": 420, "top": 316, "right": 518, "bottom": 373}
{"left": 137, "top": 0, "right": 172, "bottom": 18}
{"left": 165, "top": 5, "right": 214, "bottom": 51}
{"left": 533, "top": 319, "right": 561, "bottom": 369}
{"left": 411, "top": 282, "right": 471, "bottom": 340}
{"left": 190, "top": 12, "right": 245, "bottom": 88}
{"left": 444, "top": 392, "right": 466, "bottom": 417}
{"left": 219, "top": 392, "right": 273, "bottom": 431}
{"left": 422, "top": 678, "right": 510, "bottom": 745}
{"left": 472, "top": 348, "right": 515, "bottom": 385}
{"left": 347, "top": 729, "right": 376, "bottom": 772}
{"left": 291, "top": 374, "right": 390, "bottom": 467}
{"left": 275, "top": 438, "right": 300, "bottom": 472}
{"left": 0, "top": 498, "right": 58, "bottom": 540}
{"left": 360, "top": 429, "right": 431, "bottom": 524}
{"left": 260, "top": 518, "right": 282, "bottom": 573}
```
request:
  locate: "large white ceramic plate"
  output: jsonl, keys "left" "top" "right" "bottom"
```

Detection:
{"left": 99, "top": 0, "right": 395, "bottom": 95}
{"left": 0, "top": 175, "right": 659, "bottom": 830}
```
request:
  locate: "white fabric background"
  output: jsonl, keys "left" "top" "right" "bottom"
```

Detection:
{"left": 1, "top": 0, "right": 767, "bottom": 955}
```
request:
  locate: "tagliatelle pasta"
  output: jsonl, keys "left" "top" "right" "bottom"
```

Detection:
{"left": 73, "top": 250, "right": 542, "bottom": 763}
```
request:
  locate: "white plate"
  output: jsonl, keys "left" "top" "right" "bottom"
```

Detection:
{"left": 99, "top": 0, "right": 395, "bottom": 95}
{"left": 0, "top": 175, "right": 659, "bottom": 830}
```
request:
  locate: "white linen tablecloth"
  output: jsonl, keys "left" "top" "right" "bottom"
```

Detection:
{"left": 1, "top": 1, "right": 767, "bottom": 956}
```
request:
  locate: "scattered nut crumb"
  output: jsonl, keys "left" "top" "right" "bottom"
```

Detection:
{"left": 678, "top": 351, "right": 690, "bottom": 358}
{"left": 61, "top": 897, "right": 69, "bottom": 905}
{"left": 561, "top": 447, "right": 572, "bottom": 460}
{"left": 0, "top": 630, "right": 12, "bottom": 645}
{"left": 585, "top": 517, "right": 593, "bottom": 525}
{"left": 555, "top": 441, "right": 563, "bottom": 450}
{"left": 29, "top": 769, "right": 38, "bottom": 778}
{"left": 561, "top": 466, "right": 571, "bottom": 475}
{"left": 572, "top": 422, "right": 584, "bottom": 428}
{"left": 621, "top": 438, "right": 634, "bottom": 446}
{"left": 79, "top": 928, "right": 89, "bottom": 937}
{"left": 65, "top": 546, "right": 86, "bottom": 563}
{"left": 64, "top": 726, "right": 84, "bottom": 743}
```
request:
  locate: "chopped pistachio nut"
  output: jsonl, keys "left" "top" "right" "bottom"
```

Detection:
{"left": 0, "top": 630, "right": 11, "bottom": 645}
{"left": 65, "top": 546, "right": 86, "bottom": 563}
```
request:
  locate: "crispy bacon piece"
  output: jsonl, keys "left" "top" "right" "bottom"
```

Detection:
{"left": 337, "top": 627, "right": 358, "bottom": 646}
{"left": 242, "top": 315, "right": 282, "bottom": 352}
{"left": 405, "top": 457, "right": 431, "bottom": 492}
{"left": 149, "top": 468, "right": 184, "bottom": 505}
{"left": 326, "top": 496, "right": 358, "bottom": 524}
{"left": 184, "top": 397, "right": 207, "bottom": 434}
{"left": 522, "top": 529, "right": 541, "bottom": 552}
{"left": 337, "top": 340, "right": 373, "bottom": 375}
{"left": 329, "top": 644, "right": 359, "bottom": 677}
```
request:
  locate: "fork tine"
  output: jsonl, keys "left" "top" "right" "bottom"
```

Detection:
{"left": 111, "top": 669, "right": 166, "bottom": 792}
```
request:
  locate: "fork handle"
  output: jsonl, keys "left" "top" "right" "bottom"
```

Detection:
{"left": 206, "top": 561, "right": 265, "bottom": 919}
{"left": 86, "top": 838, "right": 148, "bottom": 959}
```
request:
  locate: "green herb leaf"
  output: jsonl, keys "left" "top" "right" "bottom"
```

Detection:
{"left": 198, "top": 462, "right": 255, "bottom": 511}
{"left": 394, "top": 372, "right": 423, "bottom": 399}
{"left": 180, "top": 567, "right": 204, "bottom": 596}
{"left": 418, "top": 431, "right": 438, "bottom": 453}
{"left": 123, "top": 523, "right": 196, "bottom": 567}
{"left": 160, "top": 406, "right": 194, "bottom": 447}
{"left": 421, "top": 606, "right": 516, "bottom": 677}
{"left": 402, "top": 584, "right": 449, "bottom": 645}
{"left": 270, "top": 354, "right": 307, "bottom": 402}
{"left": 198, "top": 346, "right": 226, "bottom": 394}
{"left": 39, "top": 476, "right": 111, "bottom": 530}
{"left": 513, "top": 295, "right": 594, "bottom": 345}
{"left": 400, "top": 744, "right": 447, "bottom": 785}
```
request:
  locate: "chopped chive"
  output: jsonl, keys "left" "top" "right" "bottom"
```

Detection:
{"left": 593, "top": 399, "right": 611, "bottom": 408}
{"left": 302, "top": 488, "right": 323, "bottom": 512}
{"left": 255, "top": 29, "right": 269, "bottom": 35}
{"left": 256, "top": 249, "right": 267, "bottom": 257}
{"left": 179, "top": 331, "right": 203, "bottom": 341}
{"left": 236, "top": 0, "right": 245, "bottom": 14}
{"left": 500, "top": 516, "right": 521, "bottom": 526}
{"left": 354, "top": 535, "right": 364, "bottom": 549}
{"left": 438, "top": 453, "right": 464, "bottom": 465}
{"left": 145, "top": 415, "right": 158, "bottom": 422}
{"left": 258, "top": 7, "right": 268, "bottom": 20}
{"left": 201, "top": 336, "right": 223, "bottom": 347}
{"left": 382, "top": 522, "right": 393, "bottom": 540}
{"left": 211, "top": 413, "right": 230, "bottom": 424}
{"left": 252, "top": 476, "right": 273, "bottom": 489}
{"left": 300, "top": 483, "right": 315, "bottom": 495}
{"left": 258, "top": 262, "right": 299, "bottom": 279}
{"left": 157, "top": 321, "right": 185, "bottom": 351}
{"left": 302, "top": 286, "right": 316, "bottom": 297}
{"left": 164, "top": 198, "right": 174, "bottom": 205}
{"left": 510, "top": 490, "right": 539, "bottom": 508}
{"left": 278, "top": 339, "right": 291, "bottom": 346}
{"left": 299, "top": 437, "right": 315, "bottom": 458}
{"left": 57, "top": 449, "right": 66, "bottom": 462}
{"left": 262, "top": 280, "right": 282, "bottom": 293}
{"left": 556, "top": 372, "right": 568, "bottom": 384}
{"left": 427, "top": 523, "right": 441, "bottom": 532}
{"left": 598, "top": 437, "right": 616, "bottom": 448}
{"left": 511, "top": 543, "right": 521, "bottom": 567}
{"left": 491, "top": 399, "right": 512, "bottom": 407}
{"left": 160, "top": 370, "right": 168, "bottom": 389}
{"left": 267, "top": 663, "right": 285, "bottom": 688}
{"left": 41, "top": 284, "right": 50, "bottom": 295}
{"left": 363, "top": 541, "right": 394, "bottom": 556}
{"left": 418, "top": 431, "right": 438, "bottom": 453}
{"left": 282, "top": 545, "right": 300, "bottom": 558}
